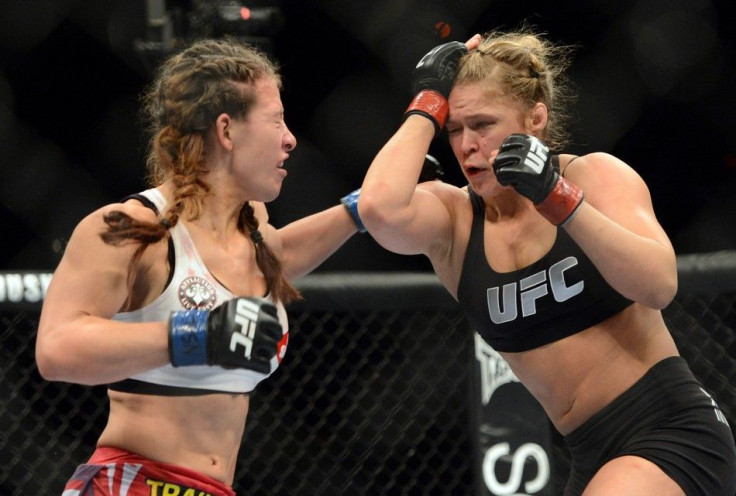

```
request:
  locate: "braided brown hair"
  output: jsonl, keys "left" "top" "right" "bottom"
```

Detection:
{"left": 101, "top": 37, "right": 300, "bottom": 304}
{"left": 454, "top": 27, "right": 575, "bottom": 151}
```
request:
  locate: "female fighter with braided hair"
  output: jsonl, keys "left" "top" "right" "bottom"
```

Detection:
{"left": 36, "top": 37, "right": 361, "bottom": 495}
{"left": 357, "top": 29, "right": 736, "bottom": 495}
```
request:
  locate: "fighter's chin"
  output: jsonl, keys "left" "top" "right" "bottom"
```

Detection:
{"left": 466, "top": 173, "right": 490, "bottom": 191}
{"left": 467, "top": 175, "right": 504, "bottom": 197}
{"left": 262, "top": 187, "right": 283, "bottom": 203}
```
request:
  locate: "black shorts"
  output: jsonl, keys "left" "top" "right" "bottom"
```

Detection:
{"left": 563, "top": 356, "right": 736, "bottom": 496}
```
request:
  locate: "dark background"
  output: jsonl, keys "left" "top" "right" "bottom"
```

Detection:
{"left": 1, "top": 0, "right": 735, "bottom": 274}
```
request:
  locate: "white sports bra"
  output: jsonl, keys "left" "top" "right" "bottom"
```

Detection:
{"left": 108, "top": 188, "right": 289, "bottom": 395}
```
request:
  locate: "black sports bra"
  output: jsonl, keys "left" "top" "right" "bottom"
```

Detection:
{"left": 456, "top": 156, "right": 633, "bottom": 352}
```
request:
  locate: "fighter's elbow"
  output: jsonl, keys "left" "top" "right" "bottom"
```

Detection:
{"left": 651, "top": 276, "right": 678, "bottom": 310}
{"left": 35, "top": 331, "right": 78, "bottom": 383}
{"left": 356, "top": 191, "right": 390, "bottom": 231}
{"left": 634, "top": 272, "right": 677, "bottom": 310}
{"left": 35, "top": 343, "right": 63, "bottom": 382}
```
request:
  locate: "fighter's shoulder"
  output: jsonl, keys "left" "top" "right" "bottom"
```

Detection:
{"left": 72, "top": 199, "right": 159, "bottom": 240}
{"left": 561, "top": 152, "right": 649, "bottom": 205}
{"left": 560, "top": 152, "right": 634, "bottom": 177}
{"left": 418, "top": 179, "right": 469, "bottom": 203}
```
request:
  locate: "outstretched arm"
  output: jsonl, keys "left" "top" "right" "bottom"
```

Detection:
{"left": 274, "top": 204, "right": 359, "bottom": 280}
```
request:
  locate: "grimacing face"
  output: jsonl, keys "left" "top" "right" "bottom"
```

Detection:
{"left": 447, "top": 82, "right": 530, "bottom": 195}
{"left": 227, "top": 77, "right": 297, "bottom": 202}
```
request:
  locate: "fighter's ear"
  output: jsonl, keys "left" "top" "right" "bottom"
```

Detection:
{"left": 526, "top": 102, "right": 548, "bottom": 135}
{"left": 214, "top": 113, "right": 234, "bottom": 150}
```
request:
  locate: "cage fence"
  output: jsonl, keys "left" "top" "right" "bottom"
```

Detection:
{"left": 1, "top": 251, "right": 735, "bottom": 495}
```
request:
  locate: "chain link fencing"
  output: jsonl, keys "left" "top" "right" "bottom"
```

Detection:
{"left": 2, "top": 252, "right": 735, "bottom": 495}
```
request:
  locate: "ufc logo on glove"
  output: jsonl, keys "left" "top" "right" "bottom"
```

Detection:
{"left": 231, "top": 298, "right": 261, "bottom": 358}
{"left": 523, "top": 139, "right": 549, "bottom": 174}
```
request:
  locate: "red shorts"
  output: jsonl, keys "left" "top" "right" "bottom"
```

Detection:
{"left": 62, "top": 446, "right": 236, "bottom": 496}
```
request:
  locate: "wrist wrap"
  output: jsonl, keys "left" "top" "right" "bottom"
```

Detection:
{"left": 169, "top": 309, "right": 209, "bottom": 367}
{"left": 536, "top": 177, "right": 585, "bottom": 226}
{"left": 404, "top": 90, "right": 449, "bottom": 135}
{"left": 340, "top": 189, "right": 366, "bottom": 233}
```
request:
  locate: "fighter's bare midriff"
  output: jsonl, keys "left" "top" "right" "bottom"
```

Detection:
{"left": 500, "top": 304, "right": 679, "bottom": 435}
{"left": 98, "top": 391, "right": 250, "bottom": 485}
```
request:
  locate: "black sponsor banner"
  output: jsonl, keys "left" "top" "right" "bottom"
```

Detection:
{"left": 0, "top": 271, "right": 53, "bottom": 310}
{"left": 472, "top": 333, "right": 554, "bottom": 496}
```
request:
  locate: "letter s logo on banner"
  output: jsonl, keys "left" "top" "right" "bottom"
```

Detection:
{"left": 482, "top": 442, "right": 550, "bottom": 495}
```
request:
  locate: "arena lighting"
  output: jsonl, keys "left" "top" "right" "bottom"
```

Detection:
{"left": 188, "top": 0, "right": 285, "bottom": 37}
{"left": 134, "top": 0, "right": 284, "bottom": 74}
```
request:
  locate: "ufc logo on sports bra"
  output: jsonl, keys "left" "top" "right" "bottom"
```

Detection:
{"left": 487, "top": 256, "right": 584, "bottom": 324}
{"left": 231, "top": 298, "right": 261, "bottom": 359}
